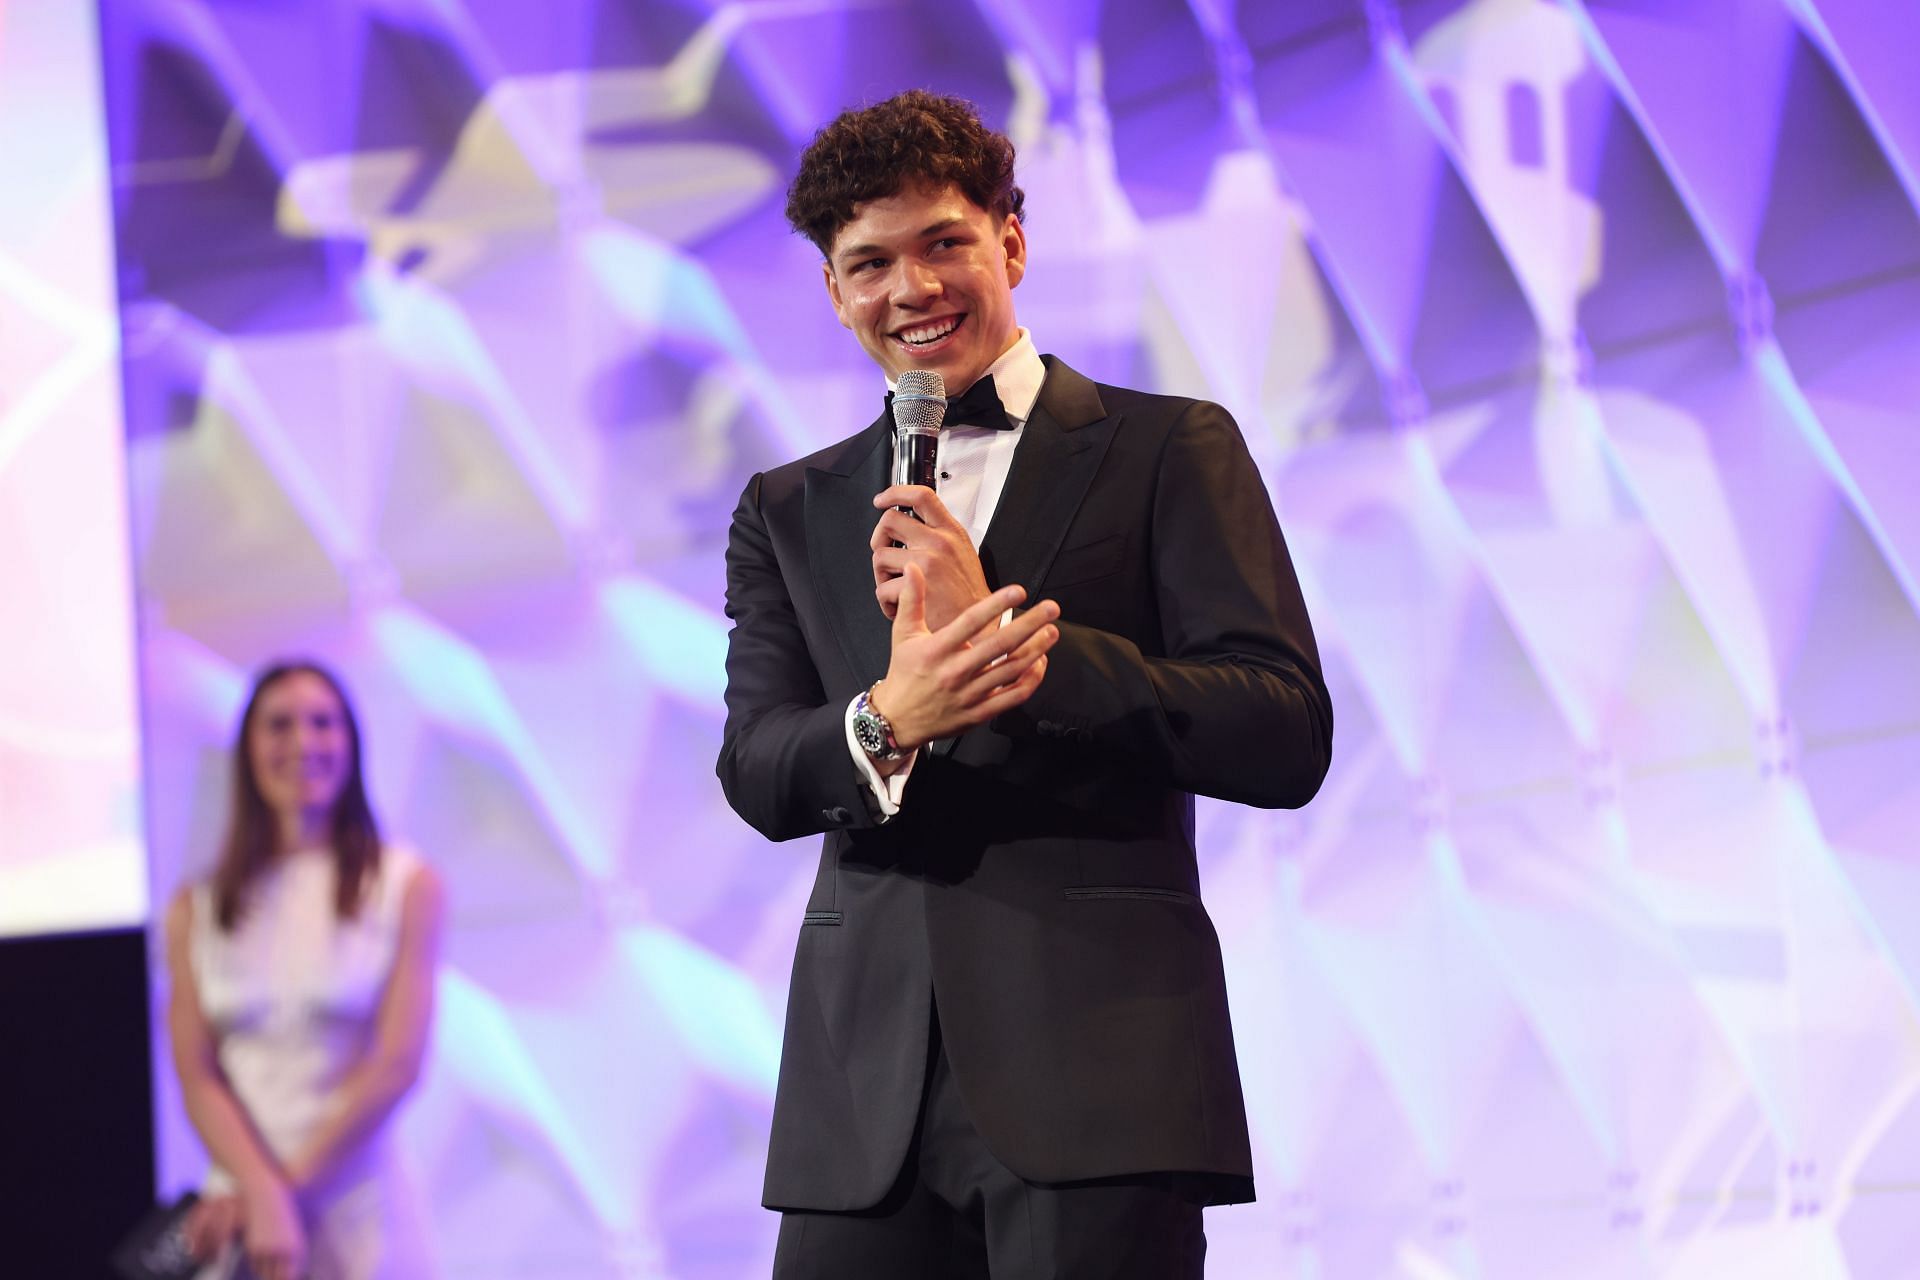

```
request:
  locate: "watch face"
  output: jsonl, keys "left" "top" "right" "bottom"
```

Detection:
{"left": 853, "top": 713, "right": 887, "bottom": 755}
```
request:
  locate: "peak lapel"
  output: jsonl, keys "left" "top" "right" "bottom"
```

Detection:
{"left": 805, "top": 418, "right": 893, "bottom": 691}
{"left": 977, "top": 357, "right": 1118, "bottom": 599}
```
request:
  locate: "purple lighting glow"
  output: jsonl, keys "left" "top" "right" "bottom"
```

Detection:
{"left": 97, "top": 1, "right": 1920, "bottom": 1276}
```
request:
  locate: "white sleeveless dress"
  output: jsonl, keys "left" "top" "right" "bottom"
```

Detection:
{"left": 189, "top": 844, "right": 436, "bottom": 1279}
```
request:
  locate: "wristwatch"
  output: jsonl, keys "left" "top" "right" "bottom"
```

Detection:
{"left": 851, "top": 683, "right": 905, "bottom": 762}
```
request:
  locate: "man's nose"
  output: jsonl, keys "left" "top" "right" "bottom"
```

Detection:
{"left": 890, "top": 260, "right": 941, "bottom": 307}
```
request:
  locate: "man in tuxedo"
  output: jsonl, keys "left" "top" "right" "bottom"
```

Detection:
{"left": 717, "top": 90, "right": 1332, "bottom": 1278}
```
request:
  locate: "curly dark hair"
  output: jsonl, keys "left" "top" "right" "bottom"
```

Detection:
{"left": 786, "top": 89, "right": 1026, "bottom": 257}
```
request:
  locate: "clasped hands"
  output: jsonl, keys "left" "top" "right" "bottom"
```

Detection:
{"left": 867, "top": 485, "right": 1058, "bottom": 753}
{"left": 183, "top": 1175, "right": 306, "bottom": 1280}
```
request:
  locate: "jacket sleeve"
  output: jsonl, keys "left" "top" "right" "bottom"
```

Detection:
{"left": 997, "top": 399, "right": 1333, "bottom": 809}
{"left": 715, "top": 472, "right": 885, "bottom": 841}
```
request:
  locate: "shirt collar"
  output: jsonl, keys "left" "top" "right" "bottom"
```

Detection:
{"left": 885, "top": 328, "right": 1045, "bottom": 427}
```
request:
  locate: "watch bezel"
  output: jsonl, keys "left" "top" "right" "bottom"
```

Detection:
{"left": 853, "top": 688, "right": 902, "bottom": 761}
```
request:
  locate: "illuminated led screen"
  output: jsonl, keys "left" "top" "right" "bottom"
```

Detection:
{"left": 0, "top": 0, "right": 146, "bottom": 937}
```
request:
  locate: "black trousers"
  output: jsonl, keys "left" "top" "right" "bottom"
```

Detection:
{"left": 772, "top": 1011, "right": 1207, "bottom": 1279}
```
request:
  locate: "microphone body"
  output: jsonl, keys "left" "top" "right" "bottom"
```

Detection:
{"left": 890, "top": 370, "right": 945, "bottom": 514}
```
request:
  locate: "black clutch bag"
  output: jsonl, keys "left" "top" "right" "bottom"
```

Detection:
{"left": 110, "top": 1192, "right": 206, "bottom": 1280}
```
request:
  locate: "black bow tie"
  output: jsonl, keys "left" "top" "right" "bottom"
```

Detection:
{"left": 885, "top": 374, "right": 1014, "bottom": 431}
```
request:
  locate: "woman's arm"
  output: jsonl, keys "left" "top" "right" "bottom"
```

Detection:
{"left": 164, "top": 889, "right": 291, "bottom": 1197}
{"left": 164, "top": 889, "right": 307, "bottom": 1278}
{"left": 283, "top": 862, "right": 446, "bottom": 1195}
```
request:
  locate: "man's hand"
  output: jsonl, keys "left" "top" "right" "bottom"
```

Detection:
{"left": 871, "top": 485, "right": 991, "bottom": 632}
{"left": 873, "top": 564, "right": 1058, "bottom": 750}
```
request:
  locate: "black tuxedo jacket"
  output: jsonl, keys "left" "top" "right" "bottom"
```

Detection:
{"left": 718, "top": 356, "right": 1332, "bottom": 1212}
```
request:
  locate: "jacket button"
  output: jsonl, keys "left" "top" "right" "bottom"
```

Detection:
{"left": 823, "top": 806, "right": 852, "bottom": 825}
{"left": 1038, "top": 720, "right": 1059, "bottom": 737}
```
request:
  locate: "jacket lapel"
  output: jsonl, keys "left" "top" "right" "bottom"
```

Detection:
{"left": 977, "top": 356, "right": 1117, "bottom": 598}
{"left": 805, "top": 416, "right": 893, "bottom": 693}
{"left": 933, "top": 358, "right": 1116, "bottom": 761}
{"left": 804, "top": 358, "right": 1117, "bottom": 731}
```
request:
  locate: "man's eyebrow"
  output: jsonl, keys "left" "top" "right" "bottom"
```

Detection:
{"left": 834, "top": 218, "right": 968, "bottom": 264}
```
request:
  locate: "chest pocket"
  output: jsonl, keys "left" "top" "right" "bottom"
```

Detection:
{"left": 1043, "top": 533, "right": 1127, "bottom": 588}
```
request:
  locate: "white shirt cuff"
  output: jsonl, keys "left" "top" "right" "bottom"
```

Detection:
{"left": 845, "top": 694, "right": 916, "bottom": 820}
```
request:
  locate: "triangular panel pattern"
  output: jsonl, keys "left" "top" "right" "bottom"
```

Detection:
{"left": 95, "top": 0, "right": 1920, "bottom": 1274}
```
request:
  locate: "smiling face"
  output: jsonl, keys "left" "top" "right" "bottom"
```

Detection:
{"left": 246, "top": 670, "right": 353, "bottom": 836}
{"left": 823, "top": 181, "right": 1027, "bottom": 394}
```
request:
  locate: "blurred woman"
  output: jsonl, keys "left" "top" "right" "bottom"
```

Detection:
{"left": 166, "top": 661, "right": 443, "bottom": 1279}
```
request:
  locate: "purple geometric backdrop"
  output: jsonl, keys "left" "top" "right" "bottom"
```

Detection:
{"left": 104, "top": 1, "right": 1920, "bottom": 1276}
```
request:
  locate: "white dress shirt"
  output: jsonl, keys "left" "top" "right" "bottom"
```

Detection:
{"left": 844, "top": 329, "right": 1047, "bottom": 818}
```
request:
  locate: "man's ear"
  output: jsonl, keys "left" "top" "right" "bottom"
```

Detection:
{"left": 1002, "top": 215, "right": 1028, "bottom": 289}
{"left": 823, "top": 260, "right": 854, "bottom": 330}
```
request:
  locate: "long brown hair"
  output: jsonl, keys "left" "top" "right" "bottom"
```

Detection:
{"left": 212, "top": 660, "right": 382, "bottom": 931}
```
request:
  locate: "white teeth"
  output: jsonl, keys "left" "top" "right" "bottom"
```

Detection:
{"left": 900, "top": 317, "right": 960, "bottom": 345}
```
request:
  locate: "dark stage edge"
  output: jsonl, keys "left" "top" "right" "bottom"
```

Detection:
{"left": 0, "top": 926, "right": 156, "bottom": 1278}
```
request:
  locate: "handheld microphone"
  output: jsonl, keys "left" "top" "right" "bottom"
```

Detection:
{"left": 890, "top": 369, "right": 945, "bottom": 516}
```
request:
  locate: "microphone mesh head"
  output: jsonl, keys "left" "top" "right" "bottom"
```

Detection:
{"left": 892, "top": 369, "right": 946, "bottom": 434}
